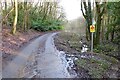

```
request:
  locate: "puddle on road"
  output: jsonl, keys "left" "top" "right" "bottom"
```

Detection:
{"left": 57, "top": 51, "right": 78, "bottom": 78}
{"left": 28, "top": 50, "right": 79, "bottom": 78}
{"left": 80, "top": 41, "right": 88, "bottom": 53}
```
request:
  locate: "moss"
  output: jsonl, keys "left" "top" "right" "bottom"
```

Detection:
{"left": 76, "top": 59, "right": 87, "bottom": 67}
{"left": 94, "top": 43, "right": 119, "bottom": 61}
{"left": 95, "top": 53, "right": 119, "bottom": 64}
{"left": 88, "top": 67, "right": 104, "bottom": 78}
{"left": 75, "top": 57, "right": 111, "bottom": 78}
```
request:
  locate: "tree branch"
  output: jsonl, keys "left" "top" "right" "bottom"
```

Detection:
{"left": 100, "top": 3, "right": 106, "bottom": 17}
{"left": 81, "top": 1, "right": 86, "bottom": 19}
{"left": 1, "top": 8, "right": 14, "bottom": 22}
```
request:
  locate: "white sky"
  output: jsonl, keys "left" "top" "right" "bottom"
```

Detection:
{"left": 60, "top": 0, "right": 82, "bottom": 20}
{"left": 1, "top": 0, "right": 83, "bottom": 20}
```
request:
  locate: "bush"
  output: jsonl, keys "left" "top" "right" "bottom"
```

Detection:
{"left": 31, "top": 21, "right": 64, "bottom": 32}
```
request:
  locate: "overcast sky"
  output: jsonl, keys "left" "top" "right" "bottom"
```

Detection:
{"left": 60, "top": 0, "right": 82, "bottom": 20}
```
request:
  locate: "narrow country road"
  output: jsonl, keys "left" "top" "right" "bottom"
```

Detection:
{"left": 2, "top": 32, "right": 74, "bottom": 78}
{"left": 35, "top": 33, "right": 71, "bottom": 78}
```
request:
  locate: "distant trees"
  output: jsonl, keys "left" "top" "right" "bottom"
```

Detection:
{"left": 29, "top": 2, "right": 65, "bottom": 31}
{"left": 105, "top": 2, "right": 120, "bottom": 45}
{"left": 1, "top": 1, "right": 65, "bottom": 34}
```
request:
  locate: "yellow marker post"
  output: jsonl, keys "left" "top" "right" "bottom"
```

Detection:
{"left": 90, "top": 25, "right": 95, "bottom": 32}
{"left": 90, "top": 25, "right": 95, "bottom": 52}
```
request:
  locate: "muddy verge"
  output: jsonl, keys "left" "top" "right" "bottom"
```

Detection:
{"left": 1, "top": 28, "right": 42, "bottom": 69}
{"left": 54, "top": 32, "right": 120, "bottom": 78}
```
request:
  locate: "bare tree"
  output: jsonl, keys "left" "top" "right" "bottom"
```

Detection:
{"left": 11, "top": 0, "right": 18, "bottom": 34}
{"left": 81, "top": 0, "right": 92, "bottom": 41}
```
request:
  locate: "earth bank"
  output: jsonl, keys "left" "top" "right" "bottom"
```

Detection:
{"left": 54, "top": 32, "right": 120, "bottom": 78}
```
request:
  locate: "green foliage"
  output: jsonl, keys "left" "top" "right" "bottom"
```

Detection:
{"left": 2, "top": 6, "right": 15, "bottom": 26}
{"left": 106, "top": 2, "right": 120, "bottom": 44}
{"left": 2, "top": 2, "right": 65, "bottom": 32}
{"left": 31, "top": 19, "right": 64, "bottom": 32}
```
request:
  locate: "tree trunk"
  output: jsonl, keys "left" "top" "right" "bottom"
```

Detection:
{"left": 81, "top": 0, "right": 92, "bottom": 41}
{"left": 95, "top": 15, "right": 101, "bottom": 45}
{"left": 11, "top": 0, "right": 18, "bottom": 34}
{"left": 94, "top": 2, "right": 106, "bottom": 46}
{"left": 4, "top": 0, "right": 7, "bottom": 26}
{"left": 42, "top": 2, "right": 49, "bottom": 22}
